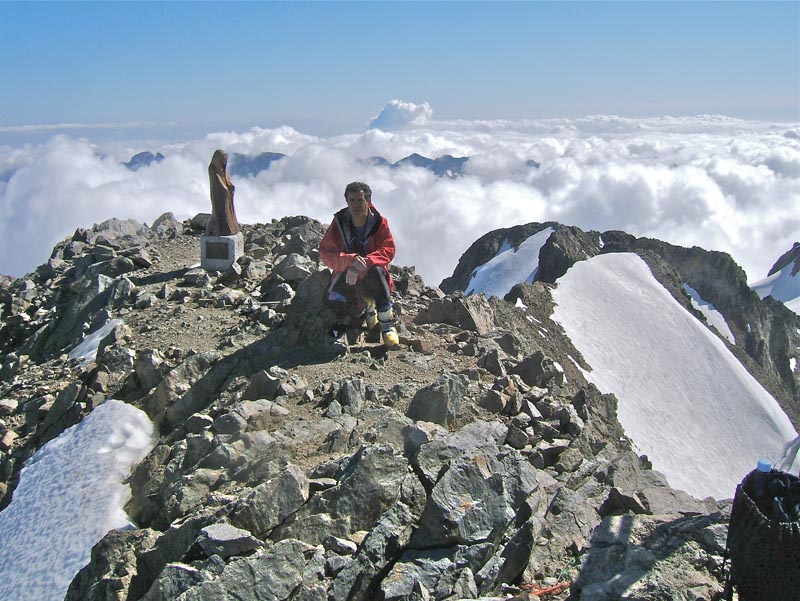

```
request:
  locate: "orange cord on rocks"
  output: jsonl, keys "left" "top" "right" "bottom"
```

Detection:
{"left": 519, "top": 580, "right": 571, "bottom": 596}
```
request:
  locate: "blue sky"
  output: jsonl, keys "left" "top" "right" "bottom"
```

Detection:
{"left": 1, "top": 1, "right": 798, "bottom": 138}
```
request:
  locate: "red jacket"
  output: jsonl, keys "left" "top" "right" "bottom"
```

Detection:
{"left": 319, "top": 203, "right": 395, "bottom": 292}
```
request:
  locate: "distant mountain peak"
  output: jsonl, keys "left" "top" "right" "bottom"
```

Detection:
{"left": 123, "top": 151, "right": 164, "bottom": 171}
{"left": 769, "top": 242, "right": 800, "bottom": 277}
{"left": 228, "top": 151, "right": 287, "bottom": 178}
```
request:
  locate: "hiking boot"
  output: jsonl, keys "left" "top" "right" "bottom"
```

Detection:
{"left": 378, "top": 307, "right": 399, "bottom": 348}
{"left": 363, "top": 297, "right": 378, "bottom": 330}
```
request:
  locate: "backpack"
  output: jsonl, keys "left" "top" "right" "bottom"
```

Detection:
{"left": 724, "top": 468, "right": 800, "bottom": 600}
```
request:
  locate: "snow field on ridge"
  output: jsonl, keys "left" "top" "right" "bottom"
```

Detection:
{"left": 465, "top": 227, "right": 554, "bottom": 299}
{"left": 682, "top": 284, "right": 736, "bottom": 345}
{"left": 551, "top": 253, "right": 797, "bottom": 500}
{"left": 0, "top": 400, "right": 154, "bottom": 601}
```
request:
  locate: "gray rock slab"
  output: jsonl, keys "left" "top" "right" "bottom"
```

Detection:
{"left": 196, "top": 522, "right": 262, "bottom": 559}
{"left": 0, "top": 399, "right": 19, "bottom": 416}
{"left": 270, "top": 512, "right": 351, "bottom": 547}
{"left": 414, "top": 420, "right": 508, "bottom": 486}
{"left": 179, "top": 539, "right": 309, "bottom": 601}
{"left": 184, "top": 413, "right": 213, "bottom": 434}
{"left": 332, "top": 502, "right": 418, "bottom": 601}
{"left": 382, "top": 549, "right": 456, "bottom": 600}
{"left": 411, "top": 449, "right": 540, "bottom": 548}
{"left": 231, "top": 463, "right": 310, "bottom": 538}
{"left": 323, "top": 534, "right": 358, "bottom": 555}
{"left": 140, "top": 562, "right": 211, "bottom": 601}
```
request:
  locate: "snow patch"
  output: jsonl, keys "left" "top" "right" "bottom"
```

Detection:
{"left": 751, "top": 261, "right": 800, "bottom": 316}
{"left": 68, "top": 319, "right": 123, "bottom": 367}
{"left": 466, "top": 227, "right": 554, "bottom": 299}
{"left": 791, "top": 357, "right": 797, "bottom": 372}
{"left": 554, "top": 361, "right": 567, "bottom": 384}
{"left": 0, "top": 400, "right": 154, "bottom": 601}
{"left": 683, "top": 284, "right": 736, "bottom": 344}
{"left": 514, "top": 297, "right": 528, "bottom": 310}
{"left": 551, "top": 253, "right": 796, "bottom": 500}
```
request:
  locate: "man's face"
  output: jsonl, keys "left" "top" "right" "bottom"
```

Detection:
{"left": 346, "top": 190, "right": 369, "bottom": 225}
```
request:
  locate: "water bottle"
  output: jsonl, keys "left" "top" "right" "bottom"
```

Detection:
{"left": 752, "top": 459, "right": 772, "bottom": 508}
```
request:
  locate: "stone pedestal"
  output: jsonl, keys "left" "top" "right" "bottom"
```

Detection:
{"left": 201, "top": 232, "right": 244, "bottom": 271}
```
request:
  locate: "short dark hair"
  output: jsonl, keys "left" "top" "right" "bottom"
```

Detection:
{"left": 344, "top": 181, "right": 371, "bottom": 201}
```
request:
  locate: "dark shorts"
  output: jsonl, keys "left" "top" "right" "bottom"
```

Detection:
{"left": 327, "top": 266, "right": 392, "bottom": 315}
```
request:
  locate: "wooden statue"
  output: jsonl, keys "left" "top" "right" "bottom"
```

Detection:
{"left": 206, "top": 149, "right": 239, "bottom": 236}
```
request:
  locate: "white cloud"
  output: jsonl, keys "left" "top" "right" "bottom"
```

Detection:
{"left": 0, "top": 111, "right": 798, "bottom": 289}
{"left": 0, "top": 121, "right": 162, "bottom": 134}
{"left": 368, "top": 100, "right": 433, "bottom": 130}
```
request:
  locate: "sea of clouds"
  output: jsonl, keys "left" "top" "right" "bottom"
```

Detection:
{"left": 1, "top": 100, "right": 798, "bottom": 287}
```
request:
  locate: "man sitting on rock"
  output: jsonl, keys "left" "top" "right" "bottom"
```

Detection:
{"left": 319, "top": 181, "right": 399, "bottom": 347}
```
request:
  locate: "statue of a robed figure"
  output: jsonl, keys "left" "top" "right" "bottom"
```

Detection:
{"left": 200, "top": 149, "right": 243, "bottom": 270}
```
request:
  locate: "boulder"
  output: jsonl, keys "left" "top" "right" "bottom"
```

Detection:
{"left": 509, "top": 351, "right": 564, "bottom": 388}
{"left": 338, "top": 378, "right": 365, "bottom": 417}
{"left": 0, "top": 399, "right": 19, "bottom": 416}
{"left": 131, "top": 349, "right": 167, "bottom": 395}
{"left": 265, "top": 282, "right": 295, "bottom": 303}
{"left": 34, "top": 382, "right": 82, "bottom": 445}
{"left": 184, "top": 413, "right": 214, "bottom": 434}
{"left": 151, "top": 212, "right": 182, "bottom": 236}
{"left": 414, "top": 295, "right": 495, "bottom": 335}
{"left": 406, "top": 373, "right": 469, "bottom": 427}
{"left": 381, "top": 549, "right": 456, "bottom": 600}
{"left": 189, "top": 213, "right": 212, "bottom": 232}
{"left": 139, "top": 562, "right": 215, "bottom": 601}
{"left": 411, "top": 449, "right": 540, "bottom": 547}
{"left": 316, "top": 444, "right": 425, "bottom": 533}
{"left": 107, "top": 276, "right": 136, "bottom": 307}
{"left": 195, "top": 522, "right": 262, "bottom": 559}
{"left": 242, "top": 368, "right": 307, "bottom": 401}
{"left": 126, "top": 247, "right": 155, "bottom": 268}
{"left": 413, "top": 421, "right": 508, "bottom": 487}
{"left": 273, "top": 253, "right": 316, "bottom": 283}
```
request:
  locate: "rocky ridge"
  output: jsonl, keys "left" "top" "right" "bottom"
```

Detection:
{"left": 444, "top": 222, "right": 800, "bottom": 428}
{"left": 768, "top": 242, "right": 800, "bottom": 278}
{"left": 122, "top": 150, "right": 540, "bottom": 181}
{"left": 0, "top": 215, "right": 740, "bottom": 600}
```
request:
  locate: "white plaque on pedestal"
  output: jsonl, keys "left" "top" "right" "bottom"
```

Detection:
{"left": 200, "top": 232, "right": 243, "bottom": 271}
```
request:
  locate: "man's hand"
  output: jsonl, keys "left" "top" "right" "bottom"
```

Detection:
{"left": 352, "top": 256, "right": 369, "bottom": 272}
{"left": 345, "top": 267, "right": 359, "bottom": 285}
